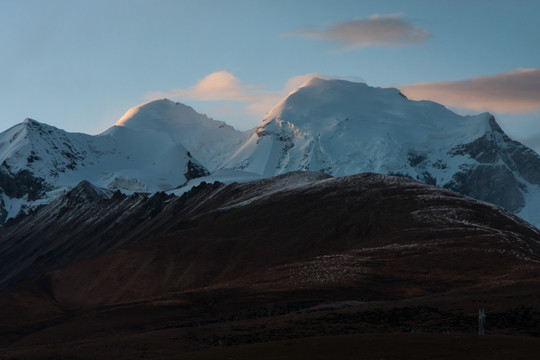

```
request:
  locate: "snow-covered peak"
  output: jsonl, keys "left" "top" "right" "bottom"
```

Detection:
{"left": 113, "top": 99, "right": 248, "bottom": 171}
{"left": 221, "top": 77, "right": 540, "bottom": 229}
{"left": 259, "top": 77, "right": 489, "bottom": 135}
{"left": 1, "top": 118, "right": 56, "bottom": 149}
{"left": 23, "top": 118, "right": 39, "bottom": 125}
{"left": 115, "top": 99, "right": 213, "bottom": 135}
{"left": 0, "top": 117, "right": 80, "bottom": 172}
{"left": 226, "top": 78, "right": 494, "bottom": 177}
{"left": 21, "top": 118, "right": 52, "bottom": 128}
{"left": 21, "top": 118, "right": 66, "bottom": 135}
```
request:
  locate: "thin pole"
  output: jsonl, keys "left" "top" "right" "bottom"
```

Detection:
{"left": 478, "top": 309, "right": 485, "bottom": 335}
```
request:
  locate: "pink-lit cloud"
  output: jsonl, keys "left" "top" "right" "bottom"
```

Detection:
{"left": 289, "top": 14, "right": 430, "bottom": 50}
{"left": 147, "top": 71, "right": 337, "bottom": 118}
{"left": 147, "top": 71, "right": 266, "bottom": 102}
{"left": 400, "top": 68, "right": 540, "bottom": 114}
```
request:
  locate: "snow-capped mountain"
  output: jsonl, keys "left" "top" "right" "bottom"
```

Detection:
{"left": 0, "top": 116, "right": 209, "bottom": 223}
{"left": 225, "top": 78, "right": 540, "bottom": 226}
{"left": 115, "top": 99, "right": 249, "bottom": 171}
{"left": 2, "top": 77, "right": 540, "bottom": 228}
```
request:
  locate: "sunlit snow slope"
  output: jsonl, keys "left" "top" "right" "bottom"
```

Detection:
{"left": 115, "top": 99, "right": 249, "bottom": 171}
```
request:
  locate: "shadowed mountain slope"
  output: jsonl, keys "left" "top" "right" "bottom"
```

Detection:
{"left": 1, "top": 172, "right": 540, "bottom": 359}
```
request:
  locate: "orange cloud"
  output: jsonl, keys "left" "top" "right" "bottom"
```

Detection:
{"left": 400, "top": 68, "right": 540, "bottom": 114}
{"left": 147, "top": 71, "right": 265, "bottom": 102}
{"left": 289, "top": 14, "right": 430, "bottom": 50}
{"left": 147, "top": 72, "right": 346, "bottom": 118}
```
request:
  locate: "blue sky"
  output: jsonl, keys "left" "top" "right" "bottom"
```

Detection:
{"left": 1, "top": 0, "right": 539, "bottom": 148}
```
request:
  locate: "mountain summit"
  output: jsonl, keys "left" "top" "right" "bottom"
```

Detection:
{"left": 225, "top": 78, "right": 540, "bottom": 225}
{"left": 115, "top": 99, "right": 248, "bottom": 171}
{"left": 226, "top": 78, "right": 492, "bottom": 176}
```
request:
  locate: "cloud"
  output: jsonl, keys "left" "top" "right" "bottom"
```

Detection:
{"left": 289, "top": 14, "right": 430, "bottom": 50}
{"left": 400, "top": 68, "right": 540, "bottom": 114}
{"left": 148, "top": 71, "right": 342, "bottom": 119}
{"left": 147, "top": 71, "right": 266, "bottom": 102}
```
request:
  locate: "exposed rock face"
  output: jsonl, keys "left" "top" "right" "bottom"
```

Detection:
{"left": 184, "top": 159, "right": 211, "bottom": 181}
{"left": 441, "top": 116, "right": 540, "bottom": 214}
{"left": 0, "top": 166, "right": 49, "bottom": 200}
{"left": 445, "top": 165, "right": 525, "bottom": 212}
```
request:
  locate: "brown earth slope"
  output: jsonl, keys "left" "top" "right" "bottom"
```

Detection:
{"left": 1, "top": 172, "right": 540, "bottom": 358}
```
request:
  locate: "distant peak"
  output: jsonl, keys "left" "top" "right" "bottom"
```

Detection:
{"left": 113, "top": 98, "right": 203, "bottom": 129}
{"left": 21, "top": 118, "right": 59, "bottom": 132}
{"left": 67, "top": 180, "right": 111, "bottom": 202}
{"left": 129, "top": 98, "right": 191, "bottom": 110}
{"left": 260, "top": 77, "right": 406, "bottom": 127}
{"left": 23, "top": 118, "right": 40, "bottom": 126}
{"left": 74, "top": 180, "right": 96, "bottom": 192}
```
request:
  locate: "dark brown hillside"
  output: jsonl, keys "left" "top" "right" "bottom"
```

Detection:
{"left": 22, "top": 173, "right": 540, "bottom": 306}
{"left": 1, "top": 172, "right": 540, "bottom": 358}
{"left": 0, "top": 172, "right": 330, "bottom": 291}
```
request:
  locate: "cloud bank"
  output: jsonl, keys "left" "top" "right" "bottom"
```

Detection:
{"left": 289, "top": 14, "right": 430, "bottom": 50}
{"left": 400, "top": 68, "right": 540, "bottom": 114}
